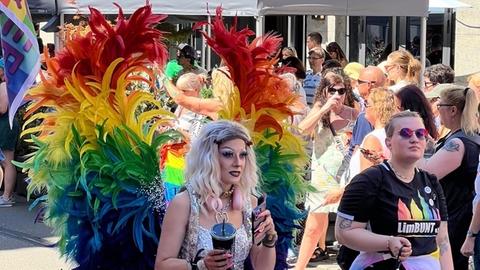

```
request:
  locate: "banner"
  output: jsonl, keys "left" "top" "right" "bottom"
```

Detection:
{"left": 0, "top": 0, "right": 40, "bottom": 126}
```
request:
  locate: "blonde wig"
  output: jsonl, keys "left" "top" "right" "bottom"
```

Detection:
{"left": 184, "top": 120, "right": 258, "bottom": 212}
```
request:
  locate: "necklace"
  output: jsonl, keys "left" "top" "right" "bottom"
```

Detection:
{"left": 215, "top": 199, "right": 231, "bottom": 223}
{"left": 387, "top": 161, "right": 414, "bottom": 182}
{"left": 220, "top": 187, "right": 234, "bottom": 199}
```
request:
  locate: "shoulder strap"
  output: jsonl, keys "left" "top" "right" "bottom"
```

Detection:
{"left": 181, "top": 184, "right": 200, "bottom": 262}
{"left": 447, "top": 130, "right": 480, "bottom": 146}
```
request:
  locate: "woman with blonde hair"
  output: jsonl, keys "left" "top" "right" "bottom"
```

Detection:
{"left": 156, "top": 120, "right": 277, "bottom": 270}
{"left": 347, "top": 87, "right": 397, "bottom": 179}
{"left": 468, "top": 72, "right": 480, "bottom": 100}
{"left": 385, "top": 50, "right": 421, "bottom": 92}
{"left": 419, "top": 85, "right": 480, "bottom": 270}
{"left": 282, "top": 47, "right": 298, "bottom": 60}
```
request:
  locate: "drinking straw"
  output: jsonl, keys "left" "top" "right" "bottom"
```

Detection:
{"left": 222, "top": 218, "right": 226, "bottom": 236}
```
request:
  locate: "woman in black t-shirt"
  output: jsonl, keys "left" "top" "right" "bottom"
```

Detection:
{"left": 336, "top": 111, "right": 453, "bottom": 269}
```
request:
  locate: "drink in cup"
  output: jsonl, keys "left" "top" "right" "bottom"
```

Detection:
{"left": 211, "top": 222, "right": 236, "bottom": 269}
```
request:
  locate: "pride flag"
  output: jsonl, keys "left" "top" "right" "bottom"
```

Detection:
{"left": 0, "top": 0, "right": 40, "bottom": 126}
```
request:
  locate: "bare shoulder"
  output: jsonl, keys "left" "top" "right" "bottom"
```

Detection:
{"left": 169, "top": 191, "right": 191, "bottom": 212}
{"left": 442, "top": 138, "right": 464, "bottom": 152}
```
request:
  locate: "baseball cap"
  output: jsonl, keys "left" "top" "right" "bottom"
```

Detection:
{"left": 425, "top": 83, "right": 457, "bottom": 99}
{"left": 178, "top": 44, "right": 196, "bottom": 60}
{"left": 344, "top": 62, "right": 364, "bottom": 81}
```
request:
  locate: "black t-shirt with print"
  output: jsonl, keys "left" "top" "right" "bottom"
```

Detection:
{"left": 338, "top": 162, "right": 448, "bottom": 257}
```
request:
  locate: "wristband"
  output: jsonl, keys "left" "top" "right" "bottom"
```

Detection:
{"left": 467, "top": 230, "right": 479, "bottom": 238}
{"left": 386, "top": 235, "right": 395, "bottom": 256}
{"left": 262, "top": 232, "right": 278, "bottom": 248}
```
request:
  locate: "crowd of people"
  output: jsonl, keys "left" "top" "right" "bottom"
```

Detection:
{"left": 3, "top": 23, "right": 480, "bottom": 270}
{"left": 150, "top": 30, "right": 480, "bottom": 270}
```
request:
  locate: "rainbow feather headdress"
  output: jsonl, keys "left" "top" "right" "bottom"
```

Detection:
{"left": 200, "top": 7, "right": 310, "bottom": 268}
{"left": 18, "top": 3, "right": 178, "bottom": 269}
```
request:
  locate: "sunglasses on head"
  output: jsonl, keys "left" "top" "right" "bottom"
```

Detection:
{"left": 327, "top": 86, "right": 346, "bottom": 95}
{"left": 398, "top": 128, "right": 428, "bottom": 140}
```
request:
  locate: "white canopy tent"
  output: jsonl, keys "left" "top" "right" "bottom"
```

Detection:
{"left": 57, "top": 0, "right": 428, "bottom": 17}
{"left": 56, "top": 0, "right": 430, "bottom": 71}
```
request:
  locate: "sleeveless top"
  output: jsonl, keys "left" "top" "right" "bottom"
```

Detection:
{"left": 436, "top": 130, "right": 480, "bottom": 219}
{"left": 175, "top": 106, "right": 207, "bottom": 139}
{"left": 346, "top": 128, "right": 390, "bottom": 182}
{"left": 179, "top": 184, "right": 253, "bottom": 269}
{"left": 306, "top": 112, "right": 355, "bottom": 213}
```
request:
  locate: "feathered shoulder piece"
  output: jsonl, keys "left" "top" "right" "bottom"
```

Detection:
{"left": 17, "top": 3, "right": 178, "bottom": 269}
{"left": 198, "top": 8, "right": 310, "bottom": 269}
{"left": 198, "top": 7, "right": 297, "bottom": 139}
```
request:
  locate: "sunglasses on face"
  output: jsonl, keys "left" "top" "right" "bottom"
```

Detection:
{"left": 436, "top": 103, "right": 453, "bottom": 109}
{"left": 358, "top": 79, "right": 376, "bottom": 85}
{"left": 398, "top": 128, "right": 428, "bottom": 140}
{"left": 424, "top": 81, "right": 436, "bottom": 88}
{"left": 327, "top": 87, "right": 346, "bottom": 95}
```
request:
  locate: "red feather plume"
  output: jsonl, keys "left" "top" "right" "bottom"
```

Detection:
{"left": 198, "top": 7, "right": 296, "bottom": 136}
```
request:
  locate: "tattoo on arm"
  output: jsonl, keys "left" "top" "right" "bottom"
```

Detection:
{"left": 339, "top": 217, "right": 353, "bottom": 230}
{"left": 443, "top": 140, "right": 460, "bottom": 152}
{"left": 438, "top": 235, "right": 450, "bottom": 256}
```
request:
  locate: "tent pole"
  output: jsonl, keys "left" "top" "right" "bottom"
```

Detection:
{"left": 207, "top": 15, "right": 212, "bottom": 71}
{"left": 256, "top": 16, "right": 264, "bottom": 37}
{"left": 287, "top": 15, "right": 292, "bottom": 47}
{"left": 392, "top": 16, "right": 397, "bottom": 51}
{"left": 302, "top": 15, "right": 306, "bottom": 64}
{"left": 201, "top": 23, "right": 206, "bottom": 68}
{"left": 420, "top": 16, "right": 427, "bottom": 87}
{"left": 345, "top": 16, "right": 349, "bottom": 61}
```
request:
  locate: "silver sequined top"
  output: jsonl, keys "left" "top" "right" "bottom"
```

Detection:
{"left": 180, "top": 184, "right": 253, "bottom": 269}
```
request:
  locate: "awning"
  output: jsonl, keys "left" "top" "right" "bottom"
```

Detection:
{"left": 56, "top": 0, "right": 429, "bottom": 17}
{"left": 429, "top": 0, "right": 471, "bottom": 9}
{"left": 259, "top": 0, "right": 428, "bottom": 17}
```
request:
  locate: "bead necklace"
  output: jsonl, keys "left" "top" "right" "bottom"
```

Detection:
{"left": 387, "top": 161, "right": 414, "bottom": 182}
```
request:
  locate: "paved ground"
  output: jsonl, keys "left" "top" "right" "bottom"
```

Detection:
{"left": 0, "top": 194, "right": 340, "bottom": 270}
{"left": 0, "top": 195, "right": 75, "bottom": 270}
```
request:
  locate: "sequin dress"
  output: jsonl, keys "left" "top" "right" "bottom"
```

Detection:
{"left": 179, "top": 184, "right": 253, "bottom": 269}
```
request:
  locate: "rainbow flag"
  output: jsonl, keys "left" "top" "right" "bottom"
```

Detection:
{"left": 0, "top": 0, "right": 40, "bottom": 126}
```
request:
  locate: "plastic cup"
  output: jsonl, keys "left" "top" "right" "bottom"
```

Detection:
{"left": 210, "top": 222, "right": 236, "bottom": 251}
{"left": 210, "top": 222, "right": 236, "bottom": 269}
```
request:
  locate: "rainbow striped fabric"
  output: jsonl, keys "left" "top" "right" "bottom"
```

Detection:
{"left": 0, "top": 0, "right": 40, "bottom": 125}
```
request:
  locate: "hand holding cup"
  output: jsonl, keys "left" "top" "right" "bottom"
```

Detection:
{"left": 202, "top": 249, "right": 233, "bottom": 270}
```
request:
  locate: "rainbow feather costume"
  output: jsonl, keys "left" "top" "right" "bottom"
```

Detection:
{"left": 18, "top": 3, "right": 310, "bottom": 269}
{"left": 18, "top": 3, "right": 179, "bottom": 269}
{"left": 200, "top": 8, "right": 310, "bottom": 268}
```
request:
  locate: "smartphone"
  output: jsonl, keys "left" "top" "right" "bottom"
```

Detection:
{"left": 252, "top": 194, "right": 267, "bottom": 230}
